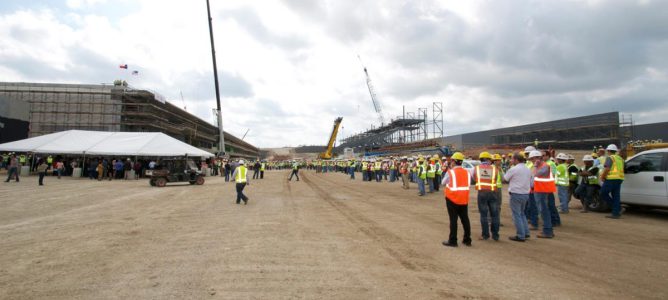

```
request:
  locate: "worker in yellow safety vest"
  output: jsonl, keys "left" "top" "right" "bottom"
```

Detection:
{"left": 373, "top": 159, "right": 382, "bottom": 182}
{"left": 555, "top": 153, "right": 571, "bottom": 213}
{"left": 492, "top": 154, "right": 504, "bottom": 226}
{"left": 599, "top": 144, "right": 624, "bottom": 219}
{"left": 417, "top": 157, "right": 427, "bottom": 196}
{"left": 426, "top": 157, "right": 436, "bottom": 193}
{"left": 232, "top": 160, "right": 250, "bottom": 205}
{"left": 473, "top": 152, "right": 499, "bottom": 241}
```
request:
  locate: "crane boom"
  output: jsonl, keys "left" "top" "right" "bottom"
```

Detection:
{"left": 319, "top": 117, "right": 343, "bottom": 159}
{"left": 358, "top": 55, "right": 385, "bottom": 126}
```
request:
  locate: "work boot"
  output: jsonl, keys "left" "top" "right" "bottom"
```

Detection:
{"left": 442, "top": 241, "right": 458, "bottom": 247}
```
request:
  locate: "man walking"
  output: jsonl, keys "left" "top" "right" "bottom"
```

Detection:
{"left": 600, "top": 144, "right": 625, "bottom": 219}
{"left": 288, "top": 160, "right": 300, "bottom": 181}
{"left": 529, "top": 150, "right": 556, "bottom": 238}
{"left": 504, "top": 153, "right": 532, "bottom": 242}
{"left": 473, "top": 152, "right": 500, "bottom": 241}
{"left": 37, "top": 159, "right": 48, "bottom": 186}
{"left": 441, "top": 152, "right": 472, "bottom": 247}
{"left": 4, "top": 154, "right": 19, "bottom": 182}
{"left": 232, "top": 160, "right": 250, "bottom": 204}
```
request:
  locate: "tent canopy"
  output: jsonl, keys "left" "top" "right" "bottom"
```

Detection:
{"left": 0, "top": 130, "right": 215, "bottom": 157}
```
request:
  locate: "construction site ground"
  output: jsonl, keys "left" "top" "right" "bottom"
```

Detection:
{"left": 1, "top": 170, "right": 668, "bottom": 299}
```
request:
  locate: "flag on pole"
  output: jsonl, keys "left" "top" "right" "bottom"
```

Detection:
{"left": 131, "top": 70, "right": 139, "bottom": 75}
{"left": 119, "top": 64, "right": 128, "bottom": 69}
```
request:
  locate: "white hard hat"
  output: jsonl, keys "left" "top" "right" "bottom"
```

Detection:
{"left": 556, "top": 153, "right": 569, "bottom": 160}
{"left": 567, "top": 154, "right": 575, "bottom": 160}
{"left": 524, "top": 146, "right": 536, "bottom": 153}
{"left": 528, "top": 150, "right": 542, "bottom": 159}
{"left": 239, "top": 160, "right": 245, "bottom": 165}
{"left": 583, "top": 155, "right": 594, "bottom": 161}
{"left": 606, "top": 144, "right": 619, "bottom": 151}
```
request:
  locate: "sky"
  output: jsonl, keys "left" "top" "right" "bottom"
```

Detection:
{"left": 1, "top": 0, "right": 667, "bottom": 148}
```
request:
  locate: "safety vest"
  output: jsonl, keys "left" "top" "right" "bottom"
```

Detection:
{"left": 235, "top": 166, "right": 247, "bottom": 183}
{"left": 362, "top": 162, "right": 368, "bottom": 170}
{"left": 292, "top": 163, "right": 299, "bottom": 170}
{"left": 19, "top": 155, "right": 27, "bottom": 164}
{"left": 46, "top": 156, "right": 52, "bottom": 164}
{"left": 390, "top": 162, "right": 396, "bottom": 170}
{"left": 435, "top": 162, "right": 442, "bottom": 175}
{"left": 607, "top": 155, "right": 625, "bottom": 180}
{"left": 525, "top": 161, "right": 534, "bottom": 170}
{"left": 445, "top": 167, "right": 470, "bottom": 205}
{"left": 496, "top": 169, "right": 503, "bottom": 188}
{"left": 427, "top": 163, "right": 436, "bottom": 178}
{"left": 556, "top": 163, "right": 569, "bottom": 186}
{"left": 260, "top": 163, "right": 265, "bottom": 171}
{"left": 474, "top": 164, "right": 496, "bottom": 191}
{"left": 547, "top": 160, "right": 557, "bottom": 176}
{"left": 586, "top": 166, "right": 599, "bottom": 185}
{"left": 568, "top": 164, "right": 579, "bottom": 182}
{"left": 374, "top": 162, "right": 381, "bottom": 171}
{"left": 597, "top": 156, "right": 607, "bottom": 168}
{"left": 418, "top": 165, "right": 427, "bottom": 179}
{"left": 533, "top": 163, "right": 556, "bottom": 193}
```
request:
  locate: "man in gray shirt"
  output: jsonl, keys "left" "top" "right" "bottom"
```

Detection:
{"left": 503, "top": 153, "right": 533, "bottom": 242}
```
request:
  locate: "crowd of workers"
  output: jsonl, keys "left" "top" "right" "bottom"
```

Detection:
{"left": 294, "top": 144, "right": 625, "bottom": 246}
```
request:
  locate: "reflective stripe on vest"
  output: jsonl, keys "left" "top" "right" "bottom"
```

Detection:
{"left": 260, "top": 163, "right": 265, "bottom": 171}
{"left": 534, "top": 164, "right": 556, "bottom": 193}
{"left": 236, "top": 166, "right": 247, "bottom": 183}
{"left": 419, "top": 165, "right": 427, "bottom": 179}
{"left": 587, "top": 166, "right": 599, "bottom": 185}
{"left": 568, "top": 164, "right": 579, "bottom": 181}
{"left": 475, "top": 164, "right": 496, "bottom": 191}
{"left": 445, "top": 168, "right": 470, "bottom": 205}
{"left": 427, "top": 164, "right": 436, "bottom": 178}
{"left": 496, "top": 169, "right": 503, "bottom": 188}
{"left": 607, "top": 155, "right": 625, "bottom": 180}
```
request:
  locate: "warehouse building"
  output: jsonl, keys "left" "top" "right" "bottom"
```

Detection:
{"left": 0, "top": 82, "right": 259, "bottom": 158}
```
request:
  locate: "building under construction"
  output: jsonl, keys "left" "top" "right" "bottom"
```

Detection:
{"left": 445, "top": 112, "right": 635, "bottom": 150}
{"left": 0, "top": 82, "right": 259, "bottom": 158}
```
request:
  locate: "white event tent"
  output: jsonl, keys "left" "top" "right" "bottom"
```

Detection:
{"left": 0, "top": 130, "right": 214, "bottom": 157}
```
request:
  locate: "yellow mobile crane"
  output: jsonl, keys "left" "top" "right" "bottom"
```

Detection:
{"left": 319, "top": 117, "right": 343, "bottom": 159}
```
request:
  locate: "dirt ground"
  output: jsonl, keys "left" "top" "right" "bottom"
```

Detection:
{"left": 1, "top": 170, "right": 668, "bottom": 299}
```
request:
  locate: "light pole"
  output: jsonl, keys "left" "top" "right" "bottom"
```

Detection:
{"left": 206, "top": 0, "right": 225, "bottom": 156}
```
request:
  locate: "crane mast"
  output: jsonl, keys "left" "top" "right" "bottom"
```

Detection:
{"left": 358, "top": 55, "right": 385, "bottom": 126}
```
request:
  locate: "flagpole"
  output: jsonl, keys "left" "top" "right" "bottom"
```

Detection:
{"left": 206, "top": 0, "right": 226, "bottom": 156}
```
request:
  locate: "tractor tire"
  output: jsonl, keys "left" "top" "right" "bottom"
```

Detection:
{"left": 155, "top": 177, "right": 167, "bottom": 187}
{"left": 149, "top": 179, "right": 156, "bottom": 186}
{"left": 195, "top": 176, "right": 205, "bottom": 185}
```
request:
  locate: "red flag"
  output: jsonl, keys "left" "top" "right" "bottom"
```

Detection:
{"left": 119, "top": 64, "right": 128, "bottom": 69}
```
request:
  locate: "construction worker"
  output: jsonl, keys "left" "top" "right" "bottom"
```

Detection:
{"left": 492, "top": 154, "right": 504, "bottom": 226}
{"left": 373, "top": 159, "right": 382, "bottom": 182}
{"left": 600, "top": 144, "right": 624, "bottom": 219}
{"left": 4, "top": 154, "right": 19, "bottom": 182}
{"left": 434, "top": 155, "right": 442, "bottom": 192}
{"left": 544, "top": 151, "right": 561, "bottom": 226}
{"left": 361, "top": 160, "right": 368, "bottom": 181}
{"left": 232, "top": 160, "right": 250, "bottom": 204}
{"left": 441, "top": 152, "right": 472, "bottom": 247}
{"left": 529, "top": 150, "right": 555, "bottom": 238}
{"left": 504, "top": 152, "right": 532, "bottom": 242}
{"left": 523, "top": 146, "right": 538, "bottom": 229}
{"left": 595, "top": 146, "right": 607, "bottom": 167}
{"left": 348, "top": 159, "right": 356, "bottom": 180}
{"left": 389, "top": 158, "right": 397, "bottom": 182}
{"left": 252, "top": 160, "right": 261, "bottom": 179}
{"left": 288, "top": 160, "right": 300, "bottom": 181}
{"left": 400, "top": 157, "right": 409, "bottom": 189}
{"left": 45, "top": 154, "right": 52, "bottom": 167}
{"left": 576, "top": 155, "right": 599, "bottom": 213}
{"left": 473, "top": 151, "right": 500, "bottom": 241}
{"left": 555, "top": 153, "right": 571, "bottom": 213}
{"left": 260, "top": 160, "right": 266, "bottom": 179}
{"left": 417, "top": 157, "right": 427, "bottom": 196}
{"left": 567, "top": 154, "right": 580, "bottom": 203}
{"left": 426, "top": 157, "right": 436, "bottom": 193}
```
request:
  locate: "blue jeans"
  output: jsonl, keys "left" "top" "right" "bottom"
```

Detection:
{"left": 548, "top": 193, "right": 561, "bottom": 225}
{"left": 601, "top": 179, "right": 623, "bottom": 216}
{"left": 534, "top": 192, "right": 554, "bottom": 236}
{"left": 478, "top": 190, "right": 500, "bottom": 240}
{"left": 5, "top": 166, "right": 19, "bottom": 182}
{"left": 417, "top": 178, "right": 426, "bottom": 195}
{"left": 526, "top": 193, "right": 538, "bottom": 227}
{"left": 510, "top": 193, "right": 530, "bottom": 240}
{"left": 349, "top": 168, "right": 355, "bottom": 179}
{"left": 427, "top": 177, "right": 435, "bottom": 192}
{"left": 557, "top": 185, "right": 570, "bottom": 212}
{"left": 390, "top": 170, "right": 396, "bottom": 182}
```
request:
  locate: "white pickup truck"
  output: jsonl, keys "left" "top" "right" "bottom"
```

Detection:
{"left": 621, "top": 149, "right": 668, "bottom": 209}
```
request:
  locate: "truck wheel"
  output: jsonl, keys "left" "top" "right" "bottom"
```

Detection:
{"left": 150, "top": 179, "right": 156, "bottom": 186}
{"left": 196, "top": 176, "right": 205, "bottom": 185}
{"left": 155, "top": 177, "right": 167, "bottom": 187}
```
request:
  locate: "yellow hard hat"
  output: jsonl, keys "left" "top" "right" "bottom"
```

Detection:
{"left": 591, "top": 153, "right": 598, "bottom": 158}
{"left": 452, "top": 152, "right": 465, "bottom": 161}
{"left": 493, "top": 154, "right": 502, "bottom": 161}
{"left": 479, "top": 151, "right": 492, "bottom": 160}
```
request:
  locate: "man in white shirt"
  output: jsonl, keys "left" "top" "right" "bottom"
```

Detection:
{"left": 503, "top": 153, "right": 533, "bottom": 242}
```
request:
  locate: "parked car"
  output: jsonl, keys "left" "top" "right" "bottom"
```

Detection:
{"left": 462, "top": 160, "right": 480, "bottom": 183}
{"left": 621, "top": 149, "right": 668, "bottom": 209}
